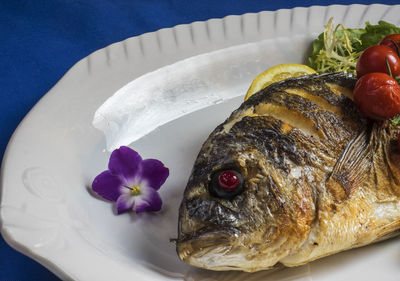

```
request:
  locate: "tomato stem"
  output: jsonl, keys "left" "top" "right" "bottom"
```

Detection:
{"left": 388, "top": 39, "right": 400, "bottom": 58}
{"left": 386, "top": 57, "right": 393, "bottom": 78}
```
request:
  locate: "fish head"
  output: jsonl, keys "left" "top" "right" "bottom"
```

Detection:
{"left": 177, "top": 111, "right": 314, "bottom": 272}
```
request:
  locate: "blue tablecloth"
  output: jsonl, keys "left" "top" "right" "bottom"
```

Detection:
{"left": 1, "top": 0, "right": 399, "bottom": 280}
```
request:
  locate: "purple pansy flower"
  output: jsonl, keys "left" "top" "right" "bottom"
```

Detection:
{"left": 92, "top": 146, "right": 169, "bottom": 214}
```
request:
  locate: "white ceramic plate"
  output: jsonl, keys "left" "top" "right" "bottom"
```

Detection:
{"left": 2, "top": 4, "right": 400, "bottom": 281}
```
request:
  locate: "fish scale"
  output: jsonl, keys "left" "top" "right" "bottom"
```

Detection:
{"left": 177, "top": 72, "right": 400, "bottom": 272}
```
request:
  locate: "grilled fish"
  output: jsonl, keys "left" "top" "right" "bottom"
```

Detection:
{"left": 176, "top": 72, "right": 400, "bottom": 272}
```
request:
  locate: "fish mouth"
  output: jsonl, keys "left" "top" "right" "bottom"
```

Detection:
{"left": 177, "top": 226, "right": 280, "bottom": 272}
{"left": 177, "top": 228, "right": 233, "bottom": 257}
{"left": 177, "top": 228, "right": 252, "bottom": 271}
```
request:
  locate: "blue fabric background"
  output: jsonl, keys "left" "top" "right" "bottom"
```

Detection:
{"left": 1, "top": 0, "right": 399, "bottom": 280}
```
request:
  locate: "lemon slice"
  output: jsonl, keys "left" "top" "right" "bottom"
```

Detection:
{"left": 244, "top": 63, "right": 317, "bottom": 101}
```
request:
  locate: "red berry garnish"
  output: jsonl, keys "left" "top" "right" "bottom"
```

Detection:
{"left": 218, "top": 170, "right": 239, "bottom": 191}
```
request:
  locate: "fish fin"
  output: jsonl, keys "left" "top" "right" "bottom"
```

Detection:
{"left": 374, "top": 219, "right": 400, "bottom": 242}
{"left": 369, "top": 122, "right": 400, "bottom": 199}
{"left": 327, "top": 129, "right": 372, "bottom": 201}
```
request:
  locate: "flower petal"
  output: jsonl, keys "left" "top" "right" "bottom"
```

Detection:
{"left": 134, "top": 188, "right": 162, "bottom": 213}
{"left": 108, "top": 146, "right": 142, "bottom": 181}
{"left": 92, "top": 170, "right": 123, "bottom": 201}
{"left": 138, "top": 159, "right": 169, "bottom": 190}
{"left": 116, "top": 193, "right": 136, "bottom": 214}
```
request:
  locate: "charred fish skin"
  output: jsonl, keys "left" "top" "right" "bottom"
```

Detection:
{"left": 177, "top": 72, "right": 400, "bottom": 272}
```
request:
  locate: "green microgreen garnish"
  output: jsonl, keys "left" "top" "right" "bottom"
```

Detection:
{"left": 391, "top": 114, "right": 400, "bottom": 125}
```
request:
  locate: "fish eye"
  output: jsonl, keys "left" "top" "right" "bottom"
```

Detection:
{"left": 209, "top": 170, "right": 243, "bottom": 199}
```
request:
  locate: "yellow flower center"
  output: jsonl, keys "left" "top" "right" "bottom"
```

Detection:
{"left": 131, "top": 185, "right": 141, "bottom": 196}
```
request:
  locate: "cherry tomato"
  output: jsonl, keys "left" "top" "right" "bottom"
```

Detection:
{"left": 353, "top": 72, "right": 400, "bottom": 120}
{"left": 356, "top": 45, "right": 400, "bottom": 78}
{"left": 379, "top": 34, "right": 400, "bottom": 55}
